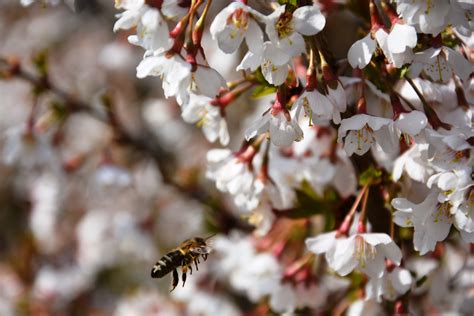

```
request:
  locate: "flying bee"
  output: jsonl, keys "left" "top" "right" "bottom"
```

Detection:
{"left": 151, "top": 236, "right": 214, "bottom": 292}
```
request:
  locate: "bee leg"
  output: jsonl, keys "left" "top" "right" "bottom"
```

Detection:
{"left": 194, "top": 258, "right": 199, "bottom": 271}
{"left": 189, "top": 264, "right": 193, "bottom": 275}
{"left": 203, "top": 254, "right": 208, "bottom": 261}
{"left": 181, "top": 265, "right": 188, "bottom": 287}
{"left": 170, "top": 269, "right": 179, "bottom": 292}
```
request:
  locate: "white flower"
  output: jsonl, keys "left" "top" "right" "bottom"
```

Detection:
{"left": 213, "top": 234, "right": 281, "bottom": 301}
{"left": 306, "top": 232, "right": 402, "bottom": 278}
{"left": 427, "top": 168, "right": 474, "bottom": 240}
{"left": 265, "top": 5, "right": 326, "bottom": 58}
{"left": 269, "top": 283, "right": 328, "bottom": 314}
{"left": 181, "top": 93, "right": 229, "bottom": 145}
{"left": 392, "top": 193, "right": 454, "bottom": 255}
{"left": 347, "top": 33, "right": 377, "bottom": 69}
{"left": 29, "top": 173, "right": 63, "bottom": 253}
{"left": 245, "top": 107, "right": 303, "bottom": 147}
{"left": 337, "top": 114, "right": 392, "bottom": 156}
{"left": 114, "top": 2, "right": 146, "bottom": 32}
{"left": 33, "top": 266, "right": 94, "bottom": 302}
{"left": 338, "top": 110, "right": 427, "bottom": 156}
{"left": 76, "top": 210, "right": 156, "bottom": 270}
{"left": 409, "top": 47, "right": 474, "bottom": 83}
{"left": 127, "top": 8, "right": 172, "bottom": 52}
{"left": 396, "top": 0, "right": 471, "bottom": 36}
{"left": 114, "top": 0, "right": 144, "bottom": 10}
{"left": 366, "top": 267, "right": 413, "bottom": 302}
{"left": 136, "top": 51, "right": 191, "bottom": 100}
{"left": 2, "top": 125, "right": 56, "bottom": 169}
{"left": 210, "top": 2, "right": 264, "bottom": 54}
{"left": 293, "top": 81, "right": 347, "bottom": 124}
{"left": 392, "top": 143, "right": 433, "bottom": 182}
{"left": 21, "top": 0, "right": 61, "bottom": 6}
{"left": 137, "top": 54, "right": 226, "bottom": 109}
{"left": 423, "top": 127, "right": 473, "bottom": 171}
{"left": 206, "top": 149, "right": 262, "bottom": 211}
{"left": 346, "top": 299, "right": 384, "bottom": 316}
{"left": 348, "top": 22, "right": 417, "bottom": 69}
{"left": 178, "top": 66, "right": 227, "bottom": 106}
{"left": 93, "top": 164, "right": 132, "bottom": 189}
{"left": 161, "top": 0, "right": 188, "bottom": 21}
{"left": 237, "top": 41, "right": 290, "bottom": 85}
{"left": 115, "top": 291, "right": 180, "bottom": 316}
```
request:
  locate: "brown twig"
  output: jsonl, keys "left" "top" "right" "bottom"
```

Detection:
{"left": 0, "top": 56, "right": 250, "bottom": 232}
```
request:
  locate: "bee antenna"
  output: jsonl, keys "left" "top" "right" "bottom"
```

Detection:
{"left": 204, "top": 233, "right": 217, "bottom": 241}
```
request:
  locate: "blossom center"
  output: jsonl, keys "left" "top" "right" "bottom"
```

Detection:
{"left": 228, "top": 8, "right": 249, "bottom": 34}
{"left": 432, "top": 202, "right": 453, "bottom": 222}
{"left": 355, "top": 236, "right": 376, "bottom": 268}
{"left": 275, "top": 11, "right": 294, "bottom": 39}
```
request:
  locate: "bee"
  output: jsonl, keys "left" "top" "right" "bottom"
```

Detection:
{"left": 151, "top": 236, "right": 213, "bottom": 292}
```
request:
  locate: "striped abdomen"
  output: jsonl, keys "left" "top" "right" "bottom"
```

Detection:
{"left": 151, "top": 250, "right": 183, "bottom": 278}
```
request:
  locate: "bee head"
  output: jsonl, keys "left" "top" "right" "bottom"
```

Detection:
{"left": 191, "top": 236, "right": 214, "bottom": 254}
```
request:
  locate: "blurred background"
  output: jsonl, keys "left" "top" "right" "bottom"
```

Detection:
{"left": 0, "top": 0, "right": 244, "bottom": 314}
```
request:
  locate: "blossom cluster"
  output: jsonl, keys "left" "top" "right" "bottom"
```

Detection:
{"left": 3, "top": 0, "right": 473, "bottom": 314}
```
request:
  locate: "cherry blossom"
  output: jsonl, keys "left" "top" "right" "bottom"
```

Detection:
{"left": 245, "top": 107, "right": 303, "bottom": 147}
{"left": 366, "top": 267, "right": 413, "bottom": 302}
{"left": 237, "top": 41, "right": 290, "bottom": 86}
{"left": 409, "top": 46, "right": 474, "bottom": 83}
{"left": 136, "top": 51, "right": 192, "bottom": 99}
{"left": 181, "top": 93, "right": 229, "bottom": 145}
{"left": 210, "top": 2, "right": 263, "bottom": 55}
{"left": 293, "top": 81, "right": 347, "bottom": 124}
{"left": 392, "top": 193, "right": 453, "bottom": 255}
{"left": 264, "top": 5, "right": 326, "bottom": 59}
{"left": 306, "top": 232, "right": 402, "bottom": 278}
{"left": 395, "top": 0, "right": 472, "bottom": 36}
{"left": 206, "top": 148, "right": 262, "bottom": 211}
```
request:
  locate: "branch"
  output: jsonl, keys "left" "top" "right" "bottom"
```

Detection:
{"left": 0, "top": 56, "right": 251, "bottom": 233}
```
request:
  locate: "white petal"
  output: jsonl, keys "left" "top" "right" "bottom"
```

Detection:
{"left": 394, "top": 111, "right": 427, "bottom": 135}
{"left": 361, "top": 250, "right": 385, "bottom": 278}
{"left": 390, "top": 267, "right": 412, "bottom": 295}
{"left": 305, "top": 231, "right": 337, "bottom": 254}
{"left": 244, "top": 114, "right": 270, "bottom": 140}
{"left": 277, "top": 32, "right": 305, "bottom": 58}
{"left": 262, "top": 63, "right": 288, "bottom": 86}
{"left": 387, "top": 24, "right": 417, "bottom": 54}
{"left": 206, "top": 149, "right": 231, "bottom": 163}
{"left": 445, "top": 47, "right": 474, "bottom": 82}
{"left": 194, "top": 67, "right": 226, "bottom": 97}
{"left": 331, "top": 238, "right": 358, "bottom": 276}
{"left": 347, "top": 34, "right": 376, "bottom": 69}
{"left": 269, "top": 115, "right": 299, "bottom": 147}
{"left": 219, "top": 119, "right": 230, "bottom": 146}
{"left": 293, "top": 5, "right": 326, "bottom": 36}
{"left": 237, "top": 50, "right": 262, "bottom": 72}
{"left": 136, "top": 56, "right": 161, "bottom": 78}
{"left": 245, "top": 19, "right": 264, "bottom": 53}
{"left": 210, "top": 3, "right": 246, "bottom": 53}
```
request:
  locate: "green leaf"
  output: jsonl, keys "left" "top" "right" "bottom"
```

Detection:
{"left": 32, "top": 51, "right": 48, "bottom": 77}
{"left": 359, "top": 165, "right": 382, "bottom": 186}
{"left": 277, "top": 0, "right": 298, "bottom": 6}
{"left": 398, "top": 66, "right": 410, "bottom": 79}
{"left": 251, "top": 85, "right": 277, "bottom": 99}
{"left": 279, "top": 183, "right": 337, "bottom": 220}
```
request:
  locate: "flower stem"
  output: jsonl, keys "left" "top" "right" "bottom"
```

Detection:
{"left": 337, "top": 185, "right": 369, "bottom": 236}
{"left": 404, "top": 75, "right": 451, "bottom": 130}
{"left": 357, "top": 187, "right": 369, "bottom": 233}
